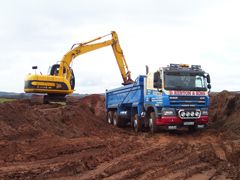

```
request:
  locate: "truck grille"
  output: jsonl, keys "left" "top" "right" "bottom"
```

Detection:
{"left": 169, "top": 96, "right": 206, "bottom": 107}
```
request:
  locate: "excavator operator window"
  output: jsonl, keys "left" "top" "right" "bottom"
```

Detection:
{"left": 50, "top": 64, "right": 60, "bottom": 76}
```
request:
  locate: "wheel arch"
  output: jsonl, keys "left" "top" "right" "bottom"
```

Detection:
{"left": 107, "top": 108, "right": 117, "bottom": 112}
{"left": 146, "top": 106, "right": 158, "bottom": 117}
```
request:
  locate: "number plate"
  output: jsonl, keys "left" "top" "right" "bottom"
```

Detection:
{"left": 197, "top": 124, "right": 205, "bottom": 128}
{"left": 168, "top": 125, "right": 177, "bottom": 130}
{"left": 184, "top": 122, "right": 194, "bottom": 125}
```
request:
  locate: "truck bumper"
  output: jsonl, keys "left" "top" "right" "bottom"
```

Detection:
{"left": 155, "top": 116, "right": 208, "bottom": 126}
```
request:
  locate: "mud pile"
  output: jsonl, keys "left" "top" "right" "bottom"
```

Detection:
{"left": 0, "top": 95, "right": 107, "bottom": 141}
{"left": 0, "top": 95, "right": 144, "bottom": 179}
{"left": 209, "top": 91, "right": 240, "bottom": 138}
{"left": 0, "top": 94, "right": 120, "bottom": 165}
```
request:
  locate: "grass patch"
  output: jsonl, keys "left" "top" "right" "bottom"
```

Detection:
{"left": 0, "top": 98, "right": 16, "bottom": 103}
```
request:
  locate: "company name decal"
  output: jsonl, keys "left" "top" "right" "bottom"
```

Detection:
{"left": 169, "top": 90, "right": 206, "bottom": 96}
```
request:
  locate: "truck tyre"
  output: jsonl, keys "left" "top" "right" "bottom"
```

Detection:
{"left": 133, "top": 114, "right": 142, "bottom": 132}
{"left": 149, "top": 112, "right": 158, "bottom": 133}
{"left": 107, "top": 111, "right": 113, "bottom": 124}
{"left": 113, "top": 112, "right": 122, "bottom": 127}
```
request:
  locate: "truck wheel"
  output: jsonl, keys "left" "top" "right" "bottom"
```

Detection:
{"left": 113, "top": 112, "right": 122, "bottom": 127}
{"left": 133, "top": 114, "right": 142, "bottom": 132}
{"left": 107, "top": 111, "right": 113, "bottom": 124}
{"left": 149, "top": 112, "right": 158, "bottom": 133}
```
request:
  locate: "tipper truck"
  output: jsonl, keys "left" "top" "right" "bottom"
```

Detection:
{"left": 106, "top": 63, "right": 211, "bottom": 133}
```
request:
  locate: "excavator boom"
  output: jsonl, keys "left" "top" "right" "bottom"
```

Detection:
{"left": 58, "top": 31, "right": 133, "bottom": 85}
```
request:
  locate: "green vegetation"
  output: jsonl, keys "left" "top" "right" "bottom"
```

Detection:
{"left": 0, "top": 98, "right": 16, "bottom": 103}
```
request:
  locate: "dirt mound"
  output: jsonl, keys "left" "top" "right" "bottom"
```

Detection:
{"left": 79, "top": 94, "right": 105, "bottom": 117}
{"left": 0, "top": 95, "right": 108, "bottom": 141}
{"left": 0, "top": 95, "right": 120, "bottom": 165}
{"left": 0, "top": 94, "right": 144, "bottom": 179}
{"left": 209, "top": 91, "right": 240, "bottom": 138}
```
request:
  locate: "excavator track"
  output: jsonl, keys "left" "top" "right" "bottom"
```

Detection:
{"left": 30, "top": 94, "right": 66, "bottom": 104}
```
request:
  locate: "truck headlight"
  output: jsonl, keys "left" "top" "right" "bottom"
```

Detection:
{"left": 190, "top": 111, "right": 195, "bottom": 117}
{"left": 195, "top": 111, "right": 200, "bottom": 117}
{"left": 201, "top": 108, "right": 208, "bottom": 115}
{"left": 162, "top": 108, "right": 175, "bottom": 116}
{"left": 180, "top": 111, "right": 186, "bottom": 117}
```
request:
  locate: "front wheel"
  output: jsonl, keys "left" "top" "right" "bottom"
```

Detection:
{"left": 132, "top": 114, "right": 142, "bottom": 132}
{"left": 149, "top": 112, "right": 158, "bottom": 133}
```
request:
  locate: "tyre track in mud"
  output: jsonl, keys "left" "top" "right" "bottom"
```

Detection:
{"left": 57, "top": 132, "right": 240, "bottom": 180}
{"left": 0, "top": 138, "right": 106, "bottom": 178}
{"left": 0, "top": 134, "right": 144, "bottom": 179}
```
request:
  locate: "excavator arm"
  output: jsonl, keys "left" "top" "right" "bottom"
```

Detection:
{"left": 111, "top": 31, "right": 134, "bottom": 85}
{"left": 58, "top": 31, "right": 133, "bottom": 85}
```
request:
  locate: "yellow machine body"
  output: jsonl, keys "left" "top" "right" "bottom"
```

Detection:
{"left": 24, "top": 74, "right": 73, "bottom": 95}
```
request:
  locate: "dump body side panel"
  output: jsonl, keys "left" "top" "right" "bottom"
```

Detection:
{"left": 106, "top": 75, "right": 145, "bottom": 117}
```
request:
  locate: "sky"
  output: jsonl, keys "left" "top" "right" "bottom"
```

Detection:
{"left": 0, "top": 0, "right": 240, "bottom": 93}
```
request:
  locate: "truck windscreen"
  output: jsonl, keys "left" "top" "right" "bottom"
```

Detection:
{"left": 164, "top": 72, "right": 207, "bottom": 91}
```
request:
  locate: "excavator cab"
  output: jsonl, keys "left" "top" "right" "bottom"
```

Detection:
{"left": 49, "top": 64, "right": 60, "bottom": 76}
{"left": 48, "top": 64, "right": 75, "bottom": 90}
{"left": 69, "top": 68, "right": 75, "bottom": 90}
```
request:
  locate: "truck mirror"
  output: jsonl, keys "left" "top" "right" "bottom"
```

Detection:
{"left": 207, "top": 84, "right": 211, "bottom": 89}
{"left": 159, "top": 79, "right": 162, "bottom": 88}
{"left": 154, "top": 71, "right": 162, "bottom": 89}
{"left": 206, "top": 74, "right": 211, "bottom": 84}
{"left": 154, "top": 79, "right": 162, "bottom": 89}
{"left": 146, "top": 65, "right": 149, "bottom": 75}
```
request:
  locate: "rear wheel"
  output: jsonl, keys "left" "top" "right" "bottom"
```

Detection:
{"left": 113, "top": 112, "right": 122, "bottom": 127}
{"left": 107, "top": 111, "right": 113, "bottom": 124}
{"left": 149, "top": 112, "right": 158, "bottom": 133}
{"left": 132, "top": 114, "right": 142, "bottom": 132}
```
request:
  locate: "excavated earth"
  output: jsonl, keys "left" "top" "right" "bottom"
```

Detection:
{"left": 0, "top": 92, "right": 239, "bottom": 179}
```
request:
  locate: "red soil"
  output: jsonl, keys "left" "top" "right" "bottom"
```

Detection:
{"left": 0, "top": 93, "right": 239, "bottom": 179}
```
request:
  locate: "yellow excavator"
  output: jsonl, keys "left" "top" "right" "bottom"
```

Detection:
{"left": 24, "top": 31, "right": 134, "bottom": 103}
